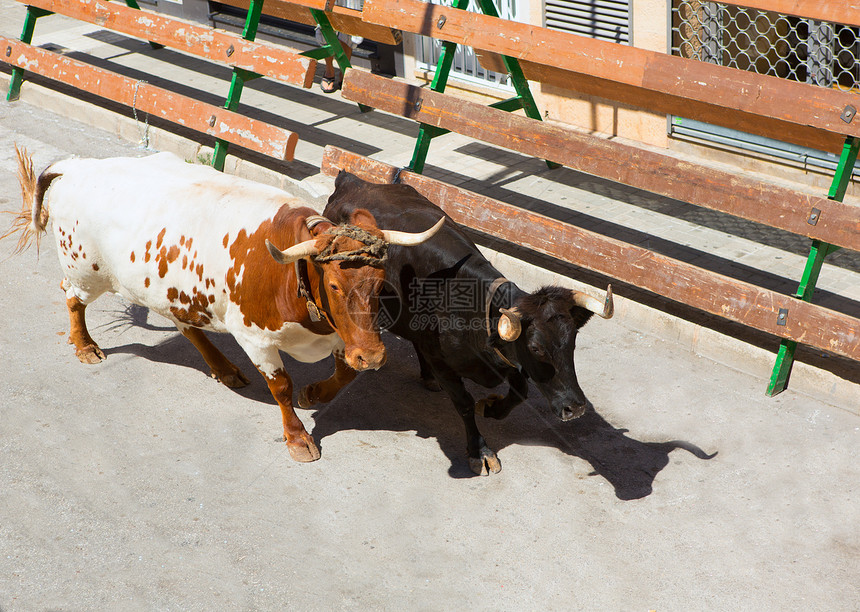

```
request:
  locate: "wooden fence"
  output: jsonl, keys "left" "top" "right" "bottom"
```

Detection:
{"left": 2, "top": 0, "right": 399, "bottom": 166}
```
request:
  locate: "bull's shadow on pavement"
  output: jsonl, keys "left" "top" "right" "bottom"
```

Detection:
{"left": 311, "top": 335, "right": 717, "bottom": 499}
{"left": 103, "top": 306, "right": 715, "bottom": 498}
{"left": 532, "top": 408, "right": 718, "bottom": 500}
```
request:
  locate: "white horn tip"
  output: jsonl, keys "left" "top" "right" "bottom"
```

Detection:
{"left": 382, "top": 216, "right": 446, "bottom": 246}
{"left": 602, "top": 284, "right": 614, "bottom": 319}
{"left": 265, "top": 239, "right": 285, "bottom": 263}
{"left": 428, "top": 216, "right": 445, "bottom": 235}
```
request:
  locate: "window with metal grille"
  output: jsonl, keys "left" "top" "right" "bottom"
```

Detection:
{"left": 671, "top": 1, "right": 860, "bottom": 173}
{"left": 545, "top": 0, "right": 630, "bottom": 44}
{"left": 414, "top": 0, "right": 631, "bottom": 88}
{"left": 414, "top": 0, "right": 524, "bottom": 89}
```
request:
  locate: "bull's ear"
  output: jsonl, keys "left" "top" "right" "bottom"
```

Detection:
{"left": 304, "top": 214, "right": 332, "bottom": 236}
{"left": 498, "top": 308, "right": 522, "bottom": 341}
{"left": 349, "top": 208, "right": 379, "bottom": 231}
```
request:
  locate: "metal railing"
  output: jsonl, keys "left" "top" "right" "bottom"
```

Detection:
{"left": 672, "top": 1, "right": 859, "bottom": 89}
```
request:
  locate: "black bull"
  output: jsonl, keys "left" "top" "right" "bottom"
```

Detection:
{"left": 324, "top": 172, "right": 614, "bottom": 476}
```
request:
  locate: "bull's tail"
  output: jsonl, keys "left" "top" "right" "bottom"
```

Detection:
{"left": 1, "top": 144, "right": 59, "bottom": 255}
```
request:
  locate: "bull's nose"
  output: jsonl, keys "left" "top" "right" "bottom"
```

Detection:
{"left": 347, "top": 349, "right": 387, "bottom": 371}
{"left": 559, "top": 402, "right": 589, "bottom": 421}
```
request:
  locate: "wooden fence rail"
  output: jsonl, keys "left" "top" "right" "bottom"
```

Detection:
{"left": 341, "top": 69, "right": 860, "bottom": 253}
{"left": 322, "top": 146, "right": 860, "bottom": 363}
{"left": 714, "top": 1, "right": 860, "bottom": 27}
{"left": 17, "top": 0, "right": 317, "bottom": 87}
{"left": 218, "top": 0, "right": 402, "bottom": 46}
{"left": 2, "top": 0, "right": 398, "bottom": 166}
{"left": 1, "top": 36, "right": 298, "bottom": 159}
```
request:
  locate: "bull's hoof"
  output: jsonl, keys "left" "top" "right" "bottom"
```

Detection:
{"left": 75, "top": 344, "right": 105, "bottom": 365}
{"left": 211, "top": 368, "right": 250, "bottom": 388}
{"left": 469, "top": 446, "right": 502, "bottom": 476}
{"left": 475, "top": 394, "right": 503, "bottom": 418}
{"left": 286, "top": 436, "right": 321, "bottom": 463}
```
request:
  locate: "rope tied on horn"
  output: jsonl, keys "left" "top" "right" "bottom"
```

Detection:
{"left": 312, "top": 224, "right": 388, "bottom": 265}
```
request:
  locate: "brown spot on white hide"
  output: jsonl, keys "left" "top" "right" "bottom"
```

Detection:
{"left": 156, "top": 243, "right": 180, "bottom": 279}
{"left": 169, "top": 284, "right": 213, "bottom": 327}
{"left": 226, "top": 208, "right": 316, "bottom": 331}
{"left": 226, "top": 204, "right": 387, "bottom": 370}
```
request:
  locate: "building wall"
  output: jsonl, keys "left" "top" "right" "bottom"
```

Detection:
{"left": 534, "top": 0, "right": 669, "bottom": 148}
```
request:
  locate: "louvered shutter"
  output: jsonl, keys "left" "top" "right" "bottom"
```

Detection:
{"left": 545, "top": 0, "right": 631, "bottom": 44}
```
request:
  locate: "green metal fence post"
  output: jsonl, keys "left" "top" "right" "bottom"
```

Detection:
{"left": 407, "top": 42, "right": 457, "bottom": 173}
{"left": 301, "top": 8, "right": 371, "bottom": 113}
{"left": 766, "top": 135, "right": 859, "bottom": 396}
{"left": 211, "top": 0, "right": 265, "bottom": 171}
{"left": 408, "top": 0, "right": 554, "bottom": 173}
{"left": 474, "top": 0, "right": 558, "bottom": 169}
{"left": 473, "top": 0, "right": 532, "bottom": 118}
{"left": 405, "top": 0, "right": 467, "bottom": 173}
{"left": 6, "top": 7, "right": 53, "bottom": 101}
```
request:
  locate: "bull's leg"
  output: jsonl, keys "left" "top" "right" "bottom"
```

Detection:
{"left": 415, "top": 348, "right": 441, "bottom": 392}
{"left": 426, "top": 357, "right": 501, "bottom": 476}
{"left": 238, "top": 343, "right": 320, "bottom": 463}
{"left": 65, "top": 294, "right": 105, "bottom": 365}
{"left": 261, "top": 367, "right": 320, "bottom": 462}
{"left": 475, "top": 371, "right": 528, "bottom": 420}
{"left": 297, "top": 351, "right": 356, "bottom": 408}
{"left": 178, "top": 327, "right": 250, "bottom": 388}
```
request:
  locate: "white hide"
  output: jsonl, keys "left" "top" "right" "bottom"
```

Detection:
{"left": 43, "top": 152, "right": 343, "bottom": 376}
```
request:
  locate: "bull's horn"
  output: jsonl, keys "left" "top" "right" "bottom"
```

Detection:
{"left": 266, "top": 238, "right": 319, "bottom": 265}
{"left": 381, "top": 217, "right": 445, "bottom": 246}
{"left": 498, "top": 307, "right": 522, "bottom": 341}
{"left": 571, "top": 284, "right": 614, "bottom": 319}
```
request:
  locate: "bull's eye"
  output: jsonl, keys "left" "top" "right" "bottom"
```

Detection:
{"left": 529, "top": 342, "right": 547, "bottom": 360}
{"left": 329, "top": 283, "right": 342, "bottom": 294}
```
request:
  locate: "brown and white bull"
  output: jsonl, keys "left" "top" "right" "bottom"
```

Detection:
{"left": 4, "top": 147, "right": 442, "bottom": 463}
